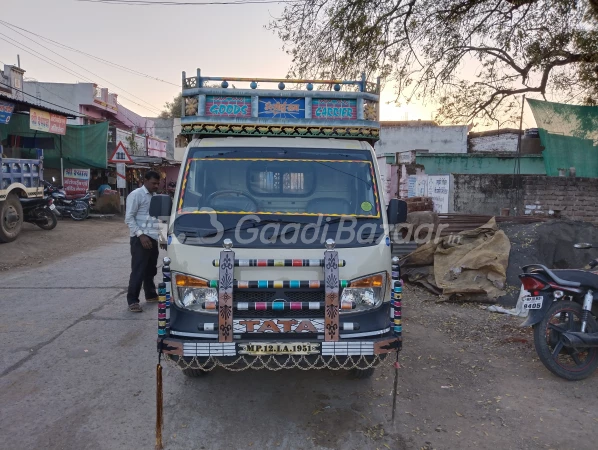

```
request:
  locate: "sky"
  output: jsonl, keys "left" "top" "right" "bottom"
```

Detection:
{"left": 1, "top": 0, "right": 537, "bottom": 130}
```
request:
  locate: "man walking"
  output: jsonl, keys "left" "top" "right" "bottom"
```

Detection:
{"left": 125, "top": 170, "right": 161, "bottom": 312}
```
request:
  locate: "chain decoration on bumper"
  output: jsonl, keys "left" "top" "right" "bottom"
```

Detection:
{"left": 165, "top": 353, "right": 391, "bottom": 372}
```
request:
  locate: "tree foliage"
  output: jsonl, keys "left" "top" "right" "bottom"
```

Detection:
{"left": 271, "top": 0, "right": 598, "bottom": 126}
{"left": 159, "top": 93, "right": 183, "bottom": 119}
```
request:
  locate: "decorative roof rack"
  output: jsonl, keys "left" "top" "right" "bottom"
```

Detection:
{"left": 180, "top": 69, "right": 381, "bottom": 142}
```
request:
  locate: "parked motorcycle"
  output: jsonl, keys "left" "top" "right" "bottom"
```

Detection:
{"left": 20, "top": 196, "right": 57, "bottom": 230}
{"left": 519, "top": 244, "right": 598, "bottom": 380}
{"left": 43, "top": 179, "right": 90, "bottom": 221}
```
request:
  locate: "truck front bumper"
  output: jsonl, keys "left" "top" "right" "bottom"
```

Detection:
{"left": 159, "top": 334, "right": 400, "bottom": 371}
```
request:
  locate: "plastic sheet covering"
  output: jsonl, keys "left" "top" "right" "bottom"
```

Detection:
{"left": 400, "top": 218, "right": 511, "bottom": 301}
{"left": 528, "top": 99, "right": 598, "bottom": 177}
{"left": 0, "top": 114, "right": 108, "bottom": 169}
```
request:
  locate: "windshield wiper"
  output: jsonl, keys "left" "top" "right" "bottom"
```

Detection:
{"left": 267, "top": 216, "right": 373, "bottom": 241}
{"left": 199, "top": 218, "right": 295, "bottom": 239}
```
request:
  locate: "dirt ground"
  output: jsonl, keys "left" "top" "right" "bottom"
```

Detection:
{"left": 2, "top": 222, "right": 597, "bottom": 449}
{"left": 0, "top": 217, "right": 127, "bottom": 272}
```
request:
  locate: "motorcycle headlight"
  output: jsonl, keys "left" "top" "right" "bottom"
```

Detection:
{"left": 340, "top": 272, "right": 387, "bottom": 313}
{"left": 173, "top": 273, "right": 218, "bottom": 313}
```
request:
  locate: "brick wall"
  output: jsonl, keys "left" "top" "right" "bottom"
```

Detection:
{"left": 451, "top": 174, "right": 598, "bottom": 224}
{"left": 522, "top": 176, "right": 598, "bottom": 224}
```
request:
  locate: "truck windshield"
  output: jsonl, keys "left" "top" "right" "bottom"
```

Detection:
{"left": 173, "top": 146, "right": 384, "bottom": 248}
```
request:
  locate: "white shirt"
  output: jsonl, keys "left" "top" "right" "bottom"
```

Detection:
{"left": 125, "top": 186, "right": 159, "bottom": 240}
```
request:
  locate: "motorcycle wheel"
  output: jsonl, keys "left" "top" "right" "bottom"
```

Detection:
{"left": 533, "top": 301, "right": 598, "bottom": 381}
{"left": 36, "top": 209, "right": 57, "bottom": 230}
{"left": 70, "top": 202, "right": 90, "bottom": 221}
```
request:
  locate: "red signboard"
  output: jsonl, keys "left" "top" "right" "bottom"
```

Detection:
{"left": 50, "top": 113, "right": 67, "bottom": 135}
{"left": 63, "top": 168, "right": 90, "bottom": 196}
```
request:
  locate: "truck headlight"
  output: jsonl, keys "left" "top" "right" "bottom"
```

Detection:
{"left": 173, "top": 273, "right": 218, "bottom": 313}
{"left": 340, "top": 272, "right": 387, "bottom": 313}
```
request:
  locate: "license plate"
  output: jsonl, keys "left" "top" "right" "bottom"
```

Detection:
{"left": 522, "top": 296, "right": 543, "bottom": 309}
{"left": 49, "top": 204, "right": 56, "bottom": 210}
{"left": 238, "top": 342, "right": 320, "bottom": 356}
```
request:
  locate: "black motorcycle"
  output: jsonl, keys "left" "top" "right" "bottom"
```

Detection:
{"left": 43, "top": 179, "right": 90, "bottom": 221}
{"left": 20, "top": 196, "right": 57, "bottom": 230}
{"left": 519, "top": 244, "right": 598, "bottom": 380}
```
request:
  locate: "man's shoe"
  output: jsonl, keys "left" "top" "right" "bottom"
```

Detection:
{"left": 128, "top": 303, "right": 143, "bottom": 312}
{"left": 146, "top": 297, "right": 159, "bottom": 303}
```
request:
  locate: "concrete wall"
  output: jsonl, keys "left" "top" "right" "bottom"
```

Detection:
{"left": 151, "top": 117, "right": 174, "bottom": 159}
{"left": 375, "top": 121, "right": 468, "bottom": 157}
{"left": 470, "top": 133, "right": 519, "bottom": 152}
{"left": 417, "top": 154, "right": 545, "bottom": 175}
{"left": 452, "top": 174, "right": 522, "bottom": 216}
{"left": 22, "top": 82, "right": 95, "bottom": 125}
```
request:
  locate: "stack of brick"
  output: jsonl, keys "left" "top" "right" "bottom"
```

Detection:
{"left": 404, "top": 196, "right": 434, "bottom": 213}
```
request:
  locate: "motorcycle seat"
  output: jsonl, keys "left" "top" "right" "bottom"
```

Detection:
{"left": 65, "top": 194, "right": 87, "bottom": 200}
{"left": 551, "top": 269, "right": 598, "bottom": 290}
{"left": 20, "top": 198, "right": 47, "bottom": 205}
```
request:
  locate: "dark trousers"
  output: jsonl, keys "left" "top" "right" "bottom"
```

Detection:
{"left": 127, "top": 236, "right": 159, "bottom": 305}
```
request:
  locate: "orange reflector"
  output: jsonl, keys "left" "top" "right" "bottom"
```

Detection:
{"left": 349, "top": 274, "right": 383, "bottom": 288}
{"left": 175, "top": 274, "right": 208, "bottom": 287}
{"left": 341, "top": 301, "right": 353, "bottom": 310}
{"left": 204, "top": 302, "right": 217, "bottom": 310}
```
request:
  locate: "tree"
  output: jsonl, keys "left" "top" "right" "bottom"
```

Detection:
{"left": 159, "top": 93, "right": 183, "bottom": 119}
{"left": 271, "top": 0, "right": 598, "bottom": 126}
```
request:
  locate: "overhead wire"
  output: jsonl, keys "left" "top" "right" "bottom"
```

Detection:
{"left": 0, "top": 20, "right": 179, "bottom": 87}
{"left": 0, "top": 30, "right": 163, "bottom": 115}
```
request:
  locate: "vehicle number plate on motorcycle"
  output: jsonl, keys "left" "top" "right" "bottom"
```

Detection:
{"left": 522, "top": 296, "right": 543, "bottom": 309}
{"left": 49, "top": 204, "right": 56, "bottom": 210}
{"left": 238, "top": 342, "right": 320, "bottom": 356}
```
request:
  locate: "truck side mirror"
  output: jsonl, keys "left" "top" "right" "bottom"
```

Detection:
{"left": 150, "top": 194, "right": 173, "bottom": 219}
{"left": 387, "top": 198, "right": 407, "bottom": 225}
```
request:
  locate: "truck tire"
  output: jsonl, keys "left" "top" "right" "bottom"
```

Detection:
{"left": 0, "top": 194, "right": 24, "bottom": 243}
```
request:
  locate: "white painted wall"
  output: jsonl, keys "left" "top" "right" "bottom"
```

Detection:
{"left": 470, "top": 133, "right": 519, "bottom": 152}
{"left": 22, "top": 82, "right": 92, "bottom": 125}
{"left": 375, "top": 122, "right": 468, "bottom": 157}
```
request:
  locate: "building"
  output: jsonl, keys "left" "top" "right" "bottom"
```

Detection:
{"left": 375, "top": 121, "right": 469, "bottom": 204}
{"left": 22, "top": 81, "right": 162, "bottom": 156}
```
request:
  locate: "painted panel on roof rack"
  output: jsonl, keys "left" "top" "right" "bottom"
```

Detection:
{"left": 312, "top": 99, "right": 357, "bottom": 120}
{"left": 205, "top": 96, "right": 252, "bottom": 118}
{"left": 258, "top": 97, "right": 305, "bottom": 119}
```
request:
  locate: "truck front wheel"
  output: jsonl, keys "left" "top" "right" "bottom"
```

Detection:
{"left": 0, "top": 194, "right": 24, "bottom": 243}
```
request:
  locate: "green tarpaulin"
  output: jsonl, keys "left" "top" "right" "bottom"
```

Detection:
{"left": 0, "top": 113, "right": 108, "bottom": 169}
{"left": 528, "top": 99, "right": 598, "bottom": 178}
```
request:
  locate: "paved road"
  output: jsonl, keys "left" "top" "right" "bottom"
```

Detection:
{"left": 0, "top": 235, "right": 402, "bottom": 450}
{"left": 3, "top": 233, "right": 597, "bottom": 450}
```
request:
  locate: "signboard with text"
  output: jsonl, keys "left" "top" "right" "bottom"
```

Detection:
{"left": 258, "top": 97, "right": 305, "bottom": 119}
{"left": 312, "top": 99, "right": 357, "bottom": 120}
{"left": 63, "top": 168, "right": 90, "bottom": 196}
{"left": 205, "top": 96, "right": 252, "bottom": 118}
{"left": 427, "top": 175, "right": 451, "bottom": 213}
{"left": 30, "top": 108, "right": 67, "bottom": 135}
{"left": 0, "top": 100, "right": 15, "bottom": 124}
